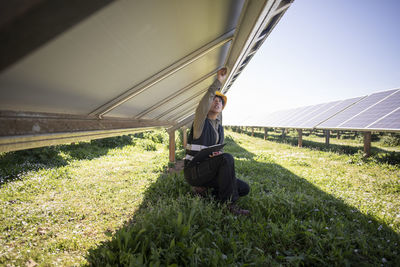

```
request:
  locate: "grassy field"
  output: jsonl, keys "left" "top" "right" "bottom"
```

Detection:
{"left": 0, "top": 129, "right": 399, "bottom": 266}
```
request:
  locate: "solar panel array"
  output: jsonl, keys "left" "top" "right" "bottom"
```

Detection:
{"left": 319, "top": 89, "right": 398, "bottom": 129}
{"left": 252, "top": 88, "right": 400, "bottom": 132}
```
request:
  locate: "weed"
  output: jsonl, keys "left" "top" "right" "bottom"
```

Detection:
{"left": 135, "top": 139, "right": 158, "bottom": 151}
{"left": 382, "top": 133, "right": 400, "bottom": 147}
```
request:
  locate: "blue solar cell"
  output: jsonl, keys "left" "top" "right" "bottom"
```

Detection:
{"left": 278, "top": 105, "right": 316, "bottom": 127}
{"left": 260, "top": 110, "right": 283, "bottom": 126}
{"left": 318, "top": 89, "right": 398, "bottom": 128}
{"left": 260, "top": 111, "right": 280, "bottom": 126}
{"left": 304, "top": 97, "right": 363, "bottom": 128}
{"left": 280, "top": 105, "right": 316, "bottom": 127}
{"left": 262, "top": 108, "right": 297, "bottom": 127}
{"left": 367, "top": 107, "right": 400, "bottom": 130}
{"left": 284, "top": 103, "right": 328, "bottom": 128}
{"left": 273, "top": 108, "right": 301, "bottom": 126}
{"left": 255, "top": 88, "right": 399, "bottom": 131}
{"left": 339, "top": 89, "right": 400, "bottom": 128}
{"left": 298, "top": 100, "right": 342, "bottom": 128}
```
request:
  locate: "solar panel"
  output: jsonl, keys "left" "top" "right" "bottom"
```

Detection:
{"left": 304, "top": 97, "right": 363, "bottom": 128}
{"left": 261, "top": 109, "right": 296, "bottom": 127}
{"left": 270, "top": 107, "right": 304, "bottom": 127}
{"left": 367, "top": 107, "right": 400, "bottom": 130}
{"left": 279, "top": 105, "right": 316, "bottom": 127}
{"left": 107, "top": 46, "right": 224, "bottom": 118}
{"left": 283, "top": 104, "right": 323, "bottom": 127}
{"left": 284, "top": 103, "right": 328, "bottom": 128}
{"left": 260, "top": 111, "right": 281, "bottom": 126}
{"left": 339, "top": 89, "right": 400, "bottom": 128}
{"left": 246, "top": 88, "right": 399, "bottom": 132}
{"left": 297, "top": 100, "right": 341, "bottom": 128}
{"left": 260, "top": 112, "right": 281, "bottom": 127}
{"left": 0, "top": 0, "right": 296, "bottom": 153}
{"left": 318, "top": 89, "right": 398, "bottom": 128}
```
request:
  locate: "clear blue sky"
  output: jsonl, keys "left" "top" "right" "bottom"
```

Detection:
{"left": 224, "top": 0, "right": 400, "bottom": 125}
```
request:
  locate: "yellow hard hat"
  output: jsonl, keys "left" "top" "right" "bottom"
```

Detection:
{"left": 215, "top": 91, "right": 227, "bottom": 109}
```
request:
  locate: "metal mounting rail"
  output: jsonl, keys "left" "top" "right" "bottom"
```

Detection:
{"left": 89, "top": 30, "right": 235, "bottom": 118}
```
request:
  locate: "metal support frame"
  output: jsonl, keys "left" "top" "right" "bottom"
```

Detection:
{"left": 182, "top": 126, "right": 188, "bottom": 148}
{"left": 273, "top": 2, "right": 292, "bottom": 16}
{"left": 135, "top": 69, "right": 218, "bottom": 119}
{"left": 222, "top": 0, "right": 274, "bottom": 93}
{"left": 315, "top": 126, "right": 400, "bottom": 133}
{"left": 89, "top": 30, "right": 234, "bottom": 118}
{"left": 325, "top": 130, "right": 330, "bottom": 145}
{"left": 0, "top": 127, "right": 156, "bottom": 153}
{"left": 155, "top": 89, "right": 207, "bottom": 120}
{"left": 168, "top": 130, "right": 176, "bottom": 163}
{"left": 264, "top": 127, "right": 268, "bottom": 140}
{"left": 167, "top": 106, "right": 197, "bottom": 122}
{"left": 163, "top": 93, "right": 204, "bottom": 122}
{"left": 222, "top": 0, "right": 293, "bottom": 94}
{"left": 167, "top": 114, "right": 195, "bottom": 133}
{"left": 0, "top": 110, "right": 172, "bottom": 152}
{"left": 167, "top": 115, "right": 193, "bottom": 163}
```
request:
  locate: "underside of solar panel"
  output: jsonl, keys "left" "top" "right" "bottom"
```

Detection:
{"left": 0, "top": 0, "right": 294, "bottom": 152}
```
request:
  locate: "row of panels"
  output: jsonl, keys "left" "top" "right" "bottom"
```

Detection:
{"left": 251, "top": 88, "right": 400, "bottom": 132}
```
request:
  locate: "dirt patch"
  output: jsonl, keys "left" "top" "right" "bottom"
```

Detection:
{"left": 168, "top": 160, "right": 184, "bottom": 174}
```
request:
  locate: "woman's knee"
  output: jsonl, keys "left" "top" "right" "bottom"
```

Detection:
{"left": 222, "top": 153, "right": 234, "bottom": 164}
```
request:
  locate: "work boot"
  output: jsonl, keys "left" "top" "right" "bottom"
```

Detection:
{"left": 228, "top": 203, "right": 250, "bottom": 216}
{"left": 192, "top": 186, "right": 207, "bottom": 197}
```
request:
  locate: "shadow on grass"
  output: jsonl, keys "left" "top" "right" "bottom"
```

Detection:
{"left": 86, "top": 135, "right": 400, "bottom": 266}
{"left": 237, "top": 129, "right": 400, "bottom": 166}
{"left": 0, "top": 135, "right": 135, "bottom": 185}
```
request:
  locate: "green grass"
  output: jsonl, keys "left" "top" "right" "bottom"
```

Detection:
{"left": 1, "top": 129, "right": 399, "bottom": 266}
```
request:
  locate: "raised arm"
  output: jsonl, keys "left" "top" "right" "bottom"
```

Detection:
{"left": 192, "top": 68, "right": 227, "bottom": 139}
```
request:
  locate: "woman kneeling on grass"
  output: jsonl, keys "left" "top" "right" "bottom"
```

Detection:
{"left": 183, "top": 67, "right": 250, "bottom": 216}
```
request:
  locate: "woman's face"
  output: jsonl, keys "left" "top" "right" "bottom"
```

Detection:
{"left": 210, "top": 96, "right": 223, "bottom": 113}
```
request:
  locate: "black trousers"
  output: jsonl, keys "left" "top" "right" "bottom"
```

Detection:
{"left": 184, "top": 153, "right": 250, "bottom": 203}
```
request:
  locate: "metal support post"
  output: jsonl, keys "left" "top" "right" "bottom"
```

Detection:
{"left": 325, "top": 130, "right": 330, "bottom": 145}
{"left": 364, "top": 131, "right": 371, "bottom": 157}
{"left": 182, "top": 126, "right": 188, "bottom": 149}
{"left": 168, "top": 130, "right": 175, "bottom": 163}
{"left": 297, "top": 129, "right": 303, "bottom": 148}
